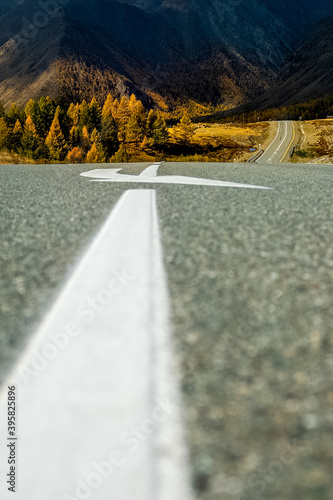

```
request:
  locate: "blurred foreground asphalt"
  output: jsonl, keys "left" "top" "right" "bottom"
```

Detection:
{"left": 1, "top": 162, "right": 333, "bottom": 499}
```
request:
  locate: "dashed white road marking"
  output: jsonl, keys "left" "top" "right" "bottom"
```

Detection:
{"left": 0, "top": 189, "right": 193, "bottom": 500}
{"left": 268, "top": 121, "right": 288, "bottom": 163}
{"left": 257, "top": 121, "right": 281, "bottom": 164}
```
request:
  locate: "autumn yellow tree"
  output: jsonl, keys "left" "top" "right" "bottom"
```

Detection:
{"left": 67, "top": 147, "right": 84, "bottom": 163}
{"left": 81, "top": 126, "right": 91, "bottom": 153}
{"left": 116, "top": 96, "right": 131, "bottom": 142}
{"left": 175, "top": 113, "right": 196, "bottom": 145}
{"left": 128, "top": 94, "right": 138, "bottom": 112}
{"left": 86, "top": 143, "right": 106, "bottom": 163}
{"left": 21, "top": 115, "right": 40, "bottom": 158}
{"left": 69, "top": 125, "right": 80, "bottom": 148}
{"left": 6, "top": 103, "right": 21, "bottom": 128}
{"left": 25, "top": 99, "right": 39, "bottom": 127}
{"left": 12, "top": 119, "right": 23, "bottom": 152}
{"left": 0, "top": 118, "right": 10, "bottom": 150}
{"left": 67, "top": 103, "right": 80, "bottom": 127}
{"left": 45, "top": 115, "right": 67, "bottom": 161}
{"left": 111, "top": 143, "right": 129, "bottom": 163}
{"left": 147, "top": 110, "right": 168, "bottom": 147}
{"left": 126, "top": 100, "right": 147, "bottom": 144}
{"left": 101, "top": 95, "right": 119, "bottom": 156}
{"left": 87, "top": 97, "right": 101, "bottom": 131}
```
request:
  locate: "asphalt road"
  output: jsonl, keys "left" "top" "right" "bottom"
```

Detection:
{"left": 257, "top": 121, "right": 295, "bottom": 164}
{"left": 1, "top": 161, "right": 333, "bottom": 499}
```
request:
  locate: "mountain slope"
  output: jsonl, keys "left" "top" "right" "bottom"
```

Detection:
{"left": 229, "top": 16, "right": 333, "bottom": 111}
{"left": 0, "top": 0, "right": 332, "bottom": 108}
{"left": 260, "top": 17, "right": 333, "bottom": 107}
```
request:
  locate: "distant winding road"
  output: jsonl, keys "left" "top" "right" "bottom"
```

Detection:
{"left": 257, "top": 120, "right": 295, "bottom": 163}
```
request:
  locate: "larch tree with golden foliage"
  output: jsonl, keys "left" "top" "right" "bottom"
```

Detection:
{"left": 87, "top": 97, "right": 101, "bottom": 132}
{"left": 67, "top": 147, "right": 84, "bottom": 163}
{"left": 111, "top": 143, "right": 129, "bottom": 163}
{"left": 0, "top": 118, "right": 10, "bottom": 150}
{"left": 21, "top": 115, "right": 40, "bottom": 158}
{"left": 101, "top": 94, "right": 119, "bottom": 156}
{"left": 6, "top": 103, "right": 21, "bottom": 128}
{"left": 46, "top": 115, "right": 67, "bottom": 161}
{"left": 81, "top": 126, "right": 91, "bottom": 153}
{"left": 86, "top": 143, "right": 106, "bottom": 163}
{"left": 116, "top": 96, "right": 131, "bottom": 142}
{"left": 12, "top": 119, "right": 23, "bottom": 152}
{"left": 69, "top": 125, "right": 81, "bottom": 148}
{"left": 67, "top": 103, "right": 80, "bottom": 128}
{"left": 175, "top": 113, "right": 196, "bottom": 146}
{"left": 126, "top": 100, "right": 147, "bottom": 145}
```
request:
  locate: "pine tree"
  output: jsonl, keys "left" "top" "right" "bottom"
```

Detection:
{"left": 0, "top": 118, "right": 10, "bottom": 150}
{"left": 45, "top": 115, "right": 67, "bottom": 161}
{"left": 11, "top": 119, "right": 23, "bottom": 152}
{"left": 128, "top": 94, "right": 138, "bottom": 112}
{"left": 69, "top": 125, "right": 80, "bottom": 148}
{"left": 152, "top": 114, "right": 168, "bottom": 147}
{"left": 79, "top": 100, "right": 90, "bottom": 130}
{"left": 111, "top": 143, "right": 129, "bottom": 163}
{"left": 110, "top": 98, "right": 119, "bottom": 120}
{"left": 176, "top": 113, "right": 196, "bottom": 145}
{"left": 116, "top": 96, "right": 131, "bottom": 142}
{"left": 67, "top": 147, "right": 84, "bottom": 163}
{"left": 126, "top": 100, "right": 147, "bottom": 144}
{"left": 87, "top": 97, "right": 101, "bottom": 132}
{"left": 147, "top": 109, "right": 157, "bottom": 136}
{"left": 81, "top": 126, "right": 91, "bottom": 153}
{"left": 89, "top": 128, "right": 107, "bottom": 162}
{"left": 90, "top": 128, "right": 101, "bottom": 145}
{"left": 67, "top": 103, "right": 80, "bottom": 128}
{"left": 147, "top": 110, "right": 168, "bottom": 147}
{"left": 38, "top": 96, "right": 56, "bottom": 137}
{"left": 24, "top": 115, "right": 38, "bottom": 136}
{"left": 101, "top": 95, "right": 119, "bottom": 156}
{"left": 86, "top": 143, "right": 106, "bottom": 163}
{"left": 21, "top": 115, "right": 40, "bottom": 158}
{"left": 6, "top": 104, "right": 21, "bottom": 128}
{"left": 102, "top": 94, "right": 114, "bottom": 121}
{"left": 25, "top": 99, "right": 39, "bottom": 127}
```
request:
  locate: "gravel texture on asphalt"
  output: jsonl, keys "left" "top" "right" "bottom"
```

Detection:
{"left": 1, "top": 162, "right": 333, "bottom": 499}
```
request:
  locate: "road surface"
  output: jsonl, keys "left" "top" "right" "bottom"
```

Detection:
{"left": 0, "top": 160, "right": 333, "bottom": 500}
{"left": 257, "top": 120, "right": 295, "bottom": 163}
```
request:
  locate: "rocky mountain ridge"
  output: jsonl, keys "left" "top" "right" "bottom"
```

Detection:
{"left": 0, "top": 0, "right": 332, "bottom": 108}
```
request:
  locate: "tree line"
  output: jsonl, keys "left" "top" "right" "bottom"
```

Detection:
{"left": 200, "top": 95, "right": 333, "bottom": 124}
{"left": 0, "top": 94, "right": 171, "bottom": 163}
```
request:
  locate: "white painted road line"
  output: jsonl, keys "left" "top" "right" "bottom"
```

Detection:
{"left": 268, "top": 121, "right": 288, "bottom": 163}
{"left": 0, "top": 190, "right": 192, "bottom": 500}
{"left": 257, "top": 121, "right": 281, "bottom": 163}
{"left": 81, "top": 169, "right": 273, "bottom": 190}
{"left": 140, "top": 162, "right": 162, "bottom": 177}
{"left": 258, "top": 121, "right": 295, "bottom": 164}
{"left": 280, "top": 121, "right": 295, "bottom": 163}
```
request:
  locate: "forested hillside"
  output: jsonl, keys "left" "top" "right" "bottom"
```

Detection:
{"left": 0, "top": 0, "right": 332, "bottom": 109}
{"left": 0, "top": 95, "right": 169, "bottom": 163}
